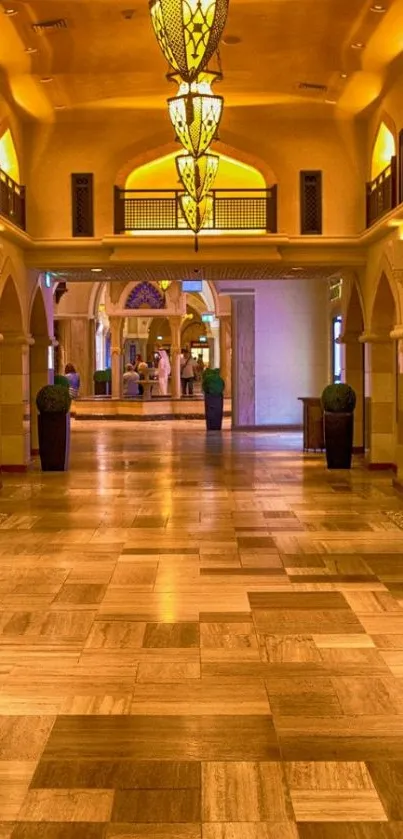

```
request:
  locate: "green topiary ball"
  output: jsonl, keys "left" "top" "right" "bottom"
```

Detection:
{"left": 54, "top": 374, "right": 70, "bottom": 389}
{"left": 202, "top": 368, "right": 225, "bottom": 395}
{"left": 321, "top": 383, "right": 356, "bottom": 413}
{"left": 36, "top": 385, "right": 72, "bottom": 414}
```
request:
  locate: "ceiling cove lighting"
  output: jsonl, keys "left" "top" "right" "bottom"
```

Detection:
{"left": 176, "top": 151, "right": 219, "bottom": 200}
{"left": 149, "top": 0, "right": 229, "bottom": 83}
{"left": 168, "top": 72, "right": 223, "bottom": 157}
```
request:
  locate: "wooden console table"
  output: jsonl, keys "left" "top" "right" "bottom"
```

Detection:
{"left": 298, "top": 397, "right": 325, "bottom": 451}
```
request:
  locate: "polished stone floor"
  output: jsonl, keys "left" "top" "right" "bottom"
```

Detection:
{"left": 1, "top": 421, "right": 403, "bottom": 836}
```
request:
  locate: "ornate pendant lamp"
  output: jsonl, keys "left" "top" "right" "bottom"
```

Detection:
{"left": 149, "top": 0, "right": 229, "bottom": 83}
{"left": 168, "top": 72, "right": 223, "bottom": 157}
{"left": 176, "top": 151, "right": 219, "bottom": 201}
{"left": 158, "top": 280, "right": 172, "bottom": 291}
{"left": 179, "top": 192, "right": 213, "bottom": 233}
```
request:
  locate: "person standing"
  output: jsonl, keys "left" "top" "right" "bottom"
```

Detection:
{"left": 157, "top": 349, "right": 171, "bottom": 396}
{"left": 123, "top": 363, "right": 140, "bottom": 397}
{"left": 180, "top": 349, "right": 197, "bottom": 396}
{"left": 64, "top": 363, "right": 80, "bottom": 399}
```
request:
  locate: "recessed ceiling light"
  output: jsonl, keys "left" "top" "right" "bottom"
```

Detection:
{"left": 4, "top": 8, "right": 18, "bottom": 15}
{"left": 54, "top": 105, "right": 66, "bottom": 110}
{"left": 222, "top": 34, "right": 241, "bottom": 45}
{"left": 325, "top": 99, "right": 337, "bottom": 104}
{"left": 24, "top": 46, "right": 38, "bottom": 53}
{"left": 291, "top": 267, "right": 303, "bottom": 272}
{"left": 340, "top": 72, "right": 348, "bottom": 79}
{"left": 370, "top": 3, "right": 386, "bottom": 11}
{"left": 40, "top": 76, "right": 53, "bottom": 83}
{"left": 91, "top": 268, "right": 102, "bottom": 273}
{"left": 351, "top": 41, "right": 364, "bottom": 49}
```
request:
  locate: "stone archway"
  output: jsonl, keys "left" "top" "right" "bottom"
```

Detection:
{"left": 29, "top": 287, "right": 50, "bottom": 454}
{"left": 366, "top": 273, "right": 397, "bottom": 467}
{"left": 343, "top": 285, "right": 365, "bottom": 451}
{"left": 0, "top": 276, "right": 29, "bottom": 469}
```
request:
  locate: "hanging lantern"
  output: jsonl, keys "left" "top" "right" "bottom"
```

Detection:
{"left": 149, "top": 0, "right": 229, "bottom": 83}
{"left": 158, "top": 280, "right": 172, "bottom": 291}
{"left": 176, "top": 152, "right": 219, "bottom": 201}
{"left": 179, "top": 193, "right": 213, "bottom": 233}
{"left": 168, "top": 72, "right": 223, "bottom": 157}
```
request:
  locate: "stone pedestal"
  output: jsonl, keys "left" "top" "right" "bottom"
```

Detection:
{"left": 231, "top": 296, "right": 255, "bottom": 428}
{"left": 0, "top": 333, "right": 31, "bottom": 469}
{"left": 360, "top": 331, "right": 396, "bottom": 467}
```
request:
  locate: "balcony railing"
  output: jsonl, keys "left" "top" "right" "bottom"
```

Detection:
{"left": 0, "top": 167, "right": 26, "bottom": 230}
{"left": 114, "top": 186, "right": 277, "bottom": 235}
{"left": 366, "top": 156, "right": 397, "bottom": 228}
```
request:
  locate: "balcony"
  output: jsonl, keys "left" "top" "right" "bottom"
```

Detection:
{"left": 114, "top": 186, "right": 277, "bottom": 235}
{"left": 0, "top": 167, "right": 26, "bottom": 231}
{"left": 366, "top": 156, "right": 397, "bottom": 228}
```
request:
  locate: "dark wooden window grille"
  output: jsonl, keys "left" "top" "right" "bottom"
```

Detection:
{"left": 300, "top": 171, "right": 322, "bottom": 235}
{"left": 114, "top": 187, "right": 277, "bottom": 234}
{"left": 71, "top": 173, "right": 94, "bottom": 237}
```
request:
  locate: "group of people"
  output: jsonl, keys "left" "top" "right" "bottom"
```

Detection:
{"left": 62, "top": 349, "right": 206, "bottom": 401}
{"left": 122, "top": 348, "right": 205, "bottom": 398}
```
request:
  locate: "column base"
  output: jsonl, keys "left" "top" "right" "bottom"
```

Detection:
{"left": 367, "top": 461, "right": 397, "bottom": 471}
{"left": 1, "top": 464, "right": 28, "bottom": 472}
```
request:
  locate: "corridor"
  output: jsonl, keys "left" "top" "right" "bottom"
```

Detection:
{"left": 1, "top": 423, "right": 403, "bottom": 836}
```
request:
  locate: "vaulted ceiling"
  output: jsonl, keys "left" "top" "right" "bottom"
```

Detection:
{"left": 0, "top": 0, "right": 402, "bottom": 120}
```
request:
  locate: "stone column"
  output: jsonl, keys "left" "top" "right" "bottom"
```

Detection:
{"left": 219, "top": 314, "right": 232, "bottom": 397}
{"left": 110, "top": 316, "right": 123, "bottom": 399}
{"left": 340, "top": 331, "right": 364, "bottom": 451}
{"left": 30, "top": 335, "right": 51, "bottom": 454}
{"left": 170, "top": 316, "right": 182, "bottom": 399}
{"left": 231, "top": 296, "right": 255, "bottom": 428}
{"left": 359, "top": 330, "right": 396, "bottom": 467}
{"left": 0, "top": 333, "right": 32, "bottom": 469}
{"left": 391, "top": 325, "right": 403, "bottom": 487}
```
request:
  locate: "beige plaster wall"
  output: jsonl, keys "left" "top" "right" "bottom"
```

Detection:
{"left": 23, "top": 109, "right": 366, "bottom": 240}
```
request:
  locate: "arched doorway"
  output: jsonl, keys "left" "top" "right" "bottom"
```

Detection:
{"left": 0, "top": 276, "right": 28, "bottom": 469}
{"left": 30, "top": 288, "right": 50, "bottom": 454}
{"left": 344, "top": 285, "right": 365, "bottom": 451}
{"left": 367, "top": 273, "right": 397, "bottom": 467}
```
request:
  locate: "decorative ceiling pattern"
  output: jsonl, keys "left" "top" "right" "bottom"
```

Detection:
{"left": 51, "top": 263, "right": 341, "bottom": 283}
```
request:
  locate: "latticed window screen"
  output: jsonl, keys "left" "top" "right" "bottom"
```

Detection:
{"left": 300, "top": 171, "right": 322, "bottom": 235}
{"left": 124, "top": 198, "right": 177, "bottom": 230}
{"left": 71, "top": 174, "right": 94, "bottom": 237}
{"left": 214, "top": 197, "right": 266, "bottom": 229}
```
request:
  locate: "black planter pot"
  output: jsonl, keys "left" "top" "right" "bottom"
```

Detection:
{"left": 323, "top": 411, "right": 354, "bottom": 469}
{"left": 205, "top": 393, "right": 224, "bottom": 430}
{"left": 94, "top": 381, "right": 111, "bottom": 396}
{"left": 38, "top": 412, "right": 70, "bottom": 471}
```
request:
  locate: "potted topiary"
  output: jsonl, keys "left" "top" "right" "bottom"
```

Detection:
{"left": 36, "top": 384, "right": 72, "bottom": 471}
{"left": 54, "top": 374, "right": 70, "bottom": 389}
{"left": 321, "top": 383, "right": 356, "bottom": 469}
{"left": 202, "top": 368, "right": 225, "bottom": 430}
{"left": 93, "top": 368, "right": 111, "bottom": 396}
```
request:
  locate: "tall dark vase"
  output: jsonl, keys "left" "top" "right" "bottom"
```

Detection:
{"left": 94, "top": 381, "right": 107, "bottom": 396}
{"left": 38, "top": 412, "right": 70, "bottom": 471}
{"left": 205, "top": 394, "right": 224, "bottom": 430}
{"left": 323, "top": 411, "right": 354, "bottom": 469}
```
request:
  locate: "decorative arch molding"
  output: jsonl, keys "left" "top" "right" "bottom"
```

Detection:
{"left": 124, "top": 282, "right": 165, "bottom": 311}
{"left": 0, "top": 258, "right": 27, "bottom": 331}
{"left": 339, "top": 272, "right": 366, "bottom": 335}
{"left": 115, "top": 139, "right": 276, "bottom": 190}
{"left": 0, "top": 273, "right": 24, "bottom": 334}
{"left": 370, "top": 113, "right": 397, "bottom": 181}
{"left": 89, "top": 280, "right": 107, "bottom": 319}
{"left": 28, "top": 283, "right": 51, "bottom": 338}
{"left": 368, "top": 252, "right": 401, "bottom": 331}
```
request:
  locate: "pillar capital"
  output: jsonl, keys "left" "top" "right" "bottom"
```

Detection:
{"left": 1, "top": 332, "right": 34, "bottom": 347}
{"left": 393, "top": 269, "right": 403, "bottom": 285}
{"left": 336, "top": 330, "right": 361, "bottom": 345}
{"left": 390, "top": 325, "right": 403, "bottom": 340}
{"left": 358, "top": 331, "right": 391, "bottom": 344}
